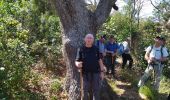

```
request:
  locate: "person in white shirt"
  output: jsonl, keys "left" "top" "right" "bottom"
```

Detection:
{"left": 138, "top": 36, "right": 169, "bottom": 90}
{"left": 122, "top": 37, "right": 133, "bottom": 69}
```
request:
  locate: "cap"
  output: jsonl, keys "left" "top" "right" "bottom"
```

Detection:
{"left": 155, "top": 36, "right": 161, "bottom": 40}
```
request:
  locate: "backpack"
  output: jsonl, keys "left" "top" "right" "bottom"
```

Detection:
{"left": 148, "top": 45, "right": 163, "bottom": 58}
{"left": 96, "top": 40, "right": 100, "bottom": 48}
{"left": 118, "top": 43, "right": 124, "bottom": 55}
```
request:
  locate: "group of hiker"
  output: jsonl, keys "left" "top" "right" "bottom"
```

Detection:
{"left": 75, "top": 34, "right": 169, "bottom": 100}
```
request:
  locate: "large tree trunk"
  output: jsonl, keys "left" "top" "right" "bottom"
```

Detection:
{"left": 51, "top": 0, "right": 117, "bottom": 99}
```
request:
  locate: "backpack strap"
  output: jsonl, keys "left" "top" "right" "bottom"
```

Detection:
{"left": 149, "top": 45, "right": 153, "bottom": 56}
{"left": 160, "top": 46, "right": 163, "bottom": 58}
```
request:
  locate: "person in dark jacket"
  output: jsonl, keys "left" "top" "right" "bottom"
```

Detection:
{"left": 75, "top": 34, "right": 106, "bottom": 100}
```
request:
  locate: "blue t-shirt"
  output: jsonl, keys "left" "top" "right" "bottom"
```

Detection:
{"left": 105, "top": 42, "right": 118, "bottom": 52}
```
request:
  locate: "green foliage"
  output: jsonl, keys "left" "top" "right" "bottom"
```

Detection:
{"left": 50, "top": 79, "right": 62, "bottom": 93}
{"left": 0, "top": 0, "right": 61, "bottom": 99}
{"left": 153, "top": 0, "right": 170, "bottom": 22}
{"left": 0, "top": 14, "right": 33, "bottom": 99}
{"left": 101, "top": 12, "right": 137, "bottom": 41}
{"left": 50, "top": 96, "right": 59, "bottom": 100}
{"left": 139, "top": 85, "right": 158, "bottom": 100}
{"left": 159, "top": 76, "right": 170, "bottom": 94}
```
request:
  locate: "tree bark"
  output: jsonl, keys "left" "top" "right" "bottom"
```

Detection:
{"left": 51, "top": 0, "right": 117, "bottom": 99}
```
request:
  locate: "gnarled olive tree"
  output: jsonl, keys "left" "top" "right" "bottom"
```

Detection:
{"left": 51, "top": 0, "right": 118, "bottom": 99}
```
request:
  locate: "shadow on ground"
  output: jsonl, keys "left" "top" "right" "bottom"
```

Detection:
{"left": 100, "top": 79, "right": 119, "bottom": 100}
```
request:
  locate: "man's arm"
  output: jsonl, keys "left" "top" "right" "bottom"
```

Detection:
{"left": 160, "top": 57, "right": 168, "bottom": 62}
{"left": 105, "top": 49, "right": 113, "bottom": 54}
{"left": 99, "top": 59, "right": 106, "bottom": 72}
{"left": 160, "top": 48, "right": 169, "bottom": 62}
{"left": 145, "top": 52, "right": 150, "bottom": 61}
{"left": 99, "top": 59, "right": 106, "bottom": 80}
{"left": 75, "top": 48, "right": 83, "bottom": 68}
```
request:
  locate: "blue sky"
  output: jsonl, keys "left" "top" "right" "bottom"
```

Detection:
{"left": 116, "top": 0, "right": 155, "bottom": 18}
{"left": 86, "top": 0, "right": 156, "bottom": 18}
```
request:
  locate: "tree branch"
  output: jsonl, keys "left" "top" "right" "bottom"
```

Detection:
{"left": 95, "top": 0, "right": 117, "bottom": 29}
{"left": 149, "top": 0, "right": 160, "bottom": 11}
{"left": 50, "top": 0, "right": 74, "bottom": 32}
{"left": 51, "top": 0, "right": 89, "bottom": 33}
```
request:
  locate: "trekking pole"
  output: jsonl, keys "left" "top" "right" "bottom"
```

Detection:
{"left": 78, "top": 68, "right": 83, "bottom": 100}
{"left": 112, "top": 56, "right": 114, "bottom": 64}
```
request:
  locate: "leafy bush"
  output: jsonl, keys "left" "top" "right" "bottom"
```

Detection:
{"left": 139, "top": 85, "right": 157, "bottom": 100}
{"left": 0, "top": 16, "right": 33, "bottom": 99}
{"left": 0, "top": 0, "right": 61, "bottom": 99}
{"left": 50, "top": 79, "right": 62, "bottom": 93}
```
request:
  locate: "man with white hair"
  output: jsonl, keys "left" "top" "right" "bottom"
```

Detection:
{"left": 75, "top": 34, "right": 106, "bottom": 100}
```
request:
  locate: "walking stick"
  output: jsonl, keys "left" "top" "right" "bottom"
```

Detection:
{"left": 78, "top": 68, "right": 83, "bottom": 100}
{"left": 112, "top": 55, "right": 114, "bottom": 64}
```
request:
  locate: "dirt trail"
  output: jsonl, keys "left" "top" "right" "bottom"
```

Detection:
{"left": 104, "top": 65, "right": 145, "bottom": 100}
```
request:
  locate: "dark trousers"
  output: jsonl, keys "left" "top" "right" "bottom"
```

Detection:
{"left": 122, "top": 53, "right": 133, "bottom": 69}
{"left": 105, "top": 55, "right": 116, "bottom": 75}
{"left": 83, "top": 73, "right": 101, "bottom": 100}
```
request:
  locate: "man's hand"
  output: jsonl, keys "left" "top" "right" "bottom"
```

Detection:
{"left": 148, "top": 57, "right": 155, "bottom": 63}
{"left": 112, "top": 53, "right": 116, "bottom": 57}
{"left": 103, "top": 52, "right": 106, "bottom": 57}
{"left": 160, "top": 57, "right": 167, "bottom": 62}
{"left": 75, "top": 61, "right": 83, "bottom": 68}
{"left": 101, "top": 66, "right": 107, "bottom": 73}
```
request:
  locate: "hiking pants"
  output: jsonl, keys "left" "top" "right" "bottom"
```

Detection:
{"left": 138, "top": 64, "right": 163, "bottom": 90}
{"left": 122, "top": 53, "right": 133, "bottom": 69}
{"left": 105, "top": 55, "right": 116, "bottom": 75}
{"left": 83, "top": 73, "right": 101, "bottom": 100}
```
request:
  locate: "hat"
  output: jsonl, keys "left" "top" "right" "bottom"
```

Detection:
{"left": 155, "top": 36, "right": 161, "bottom": 40}
{"left": 110, "top": 35, "right": 114, "bottom": 39}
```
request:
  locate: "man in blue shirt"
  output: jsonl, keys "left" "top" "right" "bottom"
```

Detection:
{"left": 105, "top": 35, "right": 118, "bottom": 76}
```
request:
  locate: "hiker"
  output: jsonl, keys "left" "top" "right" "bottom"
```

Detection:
{"left": 138, "top": 36, "right": 169, "bottom": 90}
{"left": 117, "top": 42, "right": 124, "bottom": 56}
{"left": 122, "top": 37, "right": 133, "bottom": 69}
{"left": 105, "top": 35, "right": 118, "bottom": 76}
{"left": 95, "top": 35, "right": 106, "bottom": 59}
{"left": 75, "top": 34, "right": 106, "bottom": 100}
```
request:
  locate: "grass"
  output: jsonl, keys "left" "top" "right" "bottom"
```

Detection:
{"left": 108, "top": 80, "right": 126, "bottom": 95}
{"left": 50, "top": 79, "right": 62, "bottom": 94}
{"left": 138, "top": 75, "right": 170, "bottom": 100}
{"left": 159, "top": 76, "right": 170, "bottom": 94}
{"left": 108, "top": 67, "right": 170, "bottom": 100}
{"left": 138, "top": 84, "right": 158, "bottom": 100}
